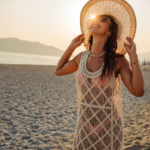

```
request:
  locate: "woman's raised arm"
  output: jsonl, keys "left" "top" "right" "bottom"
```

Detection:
{"left": 54, "top": 33, "right": 84, "bottom": 76}
{"left": 119, "top": 37, "right": 145, "bottom": 97}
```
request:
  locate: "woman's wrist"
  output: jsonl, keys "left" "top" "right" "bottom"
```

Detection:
{"left": 129, "top": 53, "right": 139, "bottom": 66}
{"left": 69, "top": 43, "right": 78, "bottom": 50}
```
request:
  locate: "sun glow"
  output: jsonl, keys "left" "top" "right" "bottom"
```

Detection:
{"left": 91, "top": 15, "right": 96, "bottom": 19}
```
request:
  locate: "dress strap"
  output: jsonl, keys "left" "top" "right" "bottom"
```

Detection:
{"left": 78, "top": 50, "right": 87, "bottom": 69}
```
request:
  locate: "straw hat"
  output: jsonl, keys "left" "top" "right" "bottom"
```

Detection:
{"left": 80, "top": 0, "right": 137, "bottom": 55}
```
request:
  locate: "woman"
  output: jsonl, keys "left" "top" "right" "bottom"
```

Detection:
{"left": 54, "top": 1, "right": 145, "bottom": 150}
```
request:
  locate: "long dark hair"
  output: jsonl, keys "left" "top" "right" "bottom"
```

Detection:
{"left": 86, "top": 14, "right": 124, "bottom": 81}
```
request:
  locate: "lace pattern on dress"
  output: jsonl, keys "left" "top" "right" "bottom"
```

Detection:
{"left": 73, "top": 50, "right": 124, "bottom": 150}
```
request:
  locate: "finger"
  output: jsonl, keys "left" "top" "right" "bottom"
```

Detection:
{"left": 128, "top": 37, "right": 133, "bottom": 41}
{"left": 126, "top": 37, "right": 133, "bottom": 44}
{"left": 80, "top": 36, "right": 85, "bottom": 41}
{"left": 76, "top": 33, "right": 84, "bottom": 38}
{"left": 78, "top": 37, "right": 85, "bottom": 44}
{"left": 124, "top": 41, "right": 130, "bottom": 47}
{"left": 75, "top": 35, "right": 84, "bottom": 41}
{"left": 126, "top": 38, "right": 131, "bottom": 44}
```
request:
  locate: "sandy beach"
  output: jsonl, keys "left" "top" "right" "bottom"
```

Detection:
{"left": 0, "top": 64, "right": 150, "bottom": 150}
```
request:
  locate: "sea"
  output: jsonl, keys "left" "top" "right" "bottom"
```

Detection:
{"left": 0, "top": 52, "right": 74, "bottom": 66}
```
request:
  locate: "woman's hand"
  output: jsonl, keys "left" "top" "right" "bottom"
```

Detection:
{"left": 71, "top": 33, "right": 85, "bottom": 48}
{"left": 124, "top": 37, "right": 137, "bottom": 56}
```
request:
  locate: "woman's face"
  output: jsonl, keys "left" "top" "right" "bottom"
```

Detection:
{"left": 89, "top": 16, "right": 111, "bottom": 37}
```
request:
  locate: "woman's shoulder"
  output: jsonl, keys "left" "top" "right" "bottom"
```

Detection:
{"left": 114, "top": 52, "right": 130, "bottom": 72}
{"left": 114, "top": 52, "right": 126, "bottom": 64}
{"left": 115, "top": 52, "right": 129, "bottom": 62}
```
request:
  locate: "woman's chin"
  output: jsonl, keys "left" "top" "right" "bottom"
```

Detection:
{"left": 90, "top": 30, "right": 102, "bottom": 36}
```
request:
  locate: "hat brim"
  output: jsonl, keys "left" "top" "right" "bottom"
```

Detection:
{"left": 80, "top": 0, "right": 137, "bottom": 55}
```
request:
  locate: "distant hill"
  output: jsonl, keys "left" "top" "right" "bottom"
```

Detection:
{"left": 0, "top": 38, "right": 75, "bottom": 57}
{"left": 1, "top": 37, "right": 149, "bottom": 62}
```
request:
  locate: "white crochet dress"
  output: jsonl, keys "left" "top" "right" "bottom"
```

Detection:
{"left": 72, "top": 50, "right": 124, "bottom": 150}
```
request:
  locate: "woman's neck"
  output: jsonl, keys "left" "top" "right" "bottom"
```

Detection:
{"left": 90, "top": 36, "right": 107, "bottom": 55}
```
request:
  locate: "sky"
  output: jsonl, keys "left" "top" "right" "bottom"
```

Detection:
{"left": 0, "top": 0, "right": 150, "bottom": 57}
